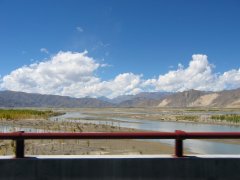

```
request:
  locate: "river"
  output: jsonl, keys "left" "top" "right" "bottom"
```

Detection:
{"left": 52, "top": 111, "right": 240, "bottom": 155}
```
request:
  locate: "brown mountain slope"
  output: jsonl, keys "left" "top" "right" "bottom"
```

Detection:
{"left": 211, "top": 88, "right": 240, "bottom": 108}
{"left": 158, "top": 88, "right": 240, "bottom": 108}
{"left": 158, "top": 89, "right": 208, "bottom": 107}
{"left": 0, "top": 91, "right": 114, "bottom": 108}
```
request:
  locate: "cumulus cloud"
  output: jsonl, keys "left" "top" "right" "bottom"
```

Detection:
{"left": 1, "top": 51, "right": 99, "bottom": 95}
{"left": 1, "top": 52, "right": 240, "bottom": 98}
{"left": 40, "top": 48, "right": 49, "bottom": 54}
{"left": 0, "top": 51, "right": 143, "bottom": 98}
{"left": 145, "top": 54, "right": 240, "bottom": 92}
{"left": 62, "top": 73, "right": 143, "bottom": 98}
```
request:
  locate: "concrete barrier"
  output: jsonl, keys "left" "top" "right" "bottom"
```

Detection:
{"left": 0, "top": 156, "right": 240, "bottom": 180}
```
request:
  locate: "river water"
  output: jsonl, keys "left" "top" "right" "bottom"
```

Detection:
{"left": 52, "top": 112, "right": 240, "bottom": 155}
{"left": 1, "top": 111, "right": 239, "bottom": 154}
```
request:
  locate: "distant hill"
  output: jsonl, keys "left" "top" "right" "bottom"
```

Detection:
{"left": 117, "top": 92, "right": 171, "bottom": 107}
{"left": 0, "top": 91, "right": 113, "bottom": 108}
{"left": 95, "top": 92, "right": 171, "bottom": 107}
{"left": 101, "top": 92, "right": 171, "bottom": 104}
{"left": 158, "top": 88, "right": 240, "bottom": 108}
{"left": 1, "top": 89, "right": 239, "bottom": 108}
{"left": 211, "top": 88, "right": 240, "bottom": 108}
{"left": 108, "top": 95, "right": 135, "bottom": 104}
{"left": 135, "top": 92, "right": 172, "bottom": 100}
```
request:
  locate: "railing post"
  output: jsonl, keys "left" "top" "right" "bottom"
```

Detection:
{"left": 175, "top": 130, "right": 184, "bottom": 158}
{"left": 16, "top": 131, "right": 25, "bottom": 158}
{"left": 175, "top": 138, "right": 183, "bottom": 157}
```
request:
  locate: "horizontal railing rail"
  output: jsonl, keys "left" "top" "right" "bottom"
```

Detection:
{"left": 0, "top": 130, "right": 240, "bottom": 158}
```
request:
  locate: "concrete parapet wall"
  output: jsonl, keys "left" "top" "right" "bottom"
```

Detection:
{"left": 0, "top": 156, "right": 239, "bottom": 180}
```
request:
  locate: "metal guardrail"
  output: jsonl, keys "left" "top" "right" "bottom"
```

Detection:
{"left": 0, "top": 130, "right": 240, "bottom": 158}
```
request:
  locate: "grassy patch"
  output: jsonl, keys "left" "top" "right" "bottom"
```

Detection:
{"left": 175, "top": 115, "right": 198, "bottom": 121}
{"left": 186, "top": 109, "right": 220, "bottom": 112}
{"left": 186, "top": 109, "right": 206, "bottom": 112}
{"left": 0, "top": 109, "right": 61, "bottom": 120}
{"left": 211, "top": 114, "right": 240, "bottom": 123}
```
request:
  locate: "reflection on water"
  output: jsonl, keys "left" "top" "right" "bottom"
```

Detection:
{"left": 184, "top": 139, "right": 240, "bottom": 154}
{"left": 52, "top": 112, "right": 240, "bottom": 154}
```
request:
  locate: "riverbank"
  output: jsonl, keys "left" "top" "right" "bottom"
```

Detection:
{"left": 73, "top": 107, "right": 240, "bottom": 126}
{"left": 1, "top": 107, "right": 240, "bottom": 155}
{"left": 59, "top": 108, "right": 240, "bottom": 147}
{"left": 0, "top": 109, "right": 62, "bottom": 120}
{"left": 0, "top": 118, "right": 176, "bottom": 156}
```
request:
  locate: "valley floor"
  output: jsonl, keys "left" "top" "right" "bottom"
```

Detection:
{"left": 0, "top": 118, "right": 176, "bottom": 156}
{"left": 0, "top": 107, "right": 240, "bottom": 155}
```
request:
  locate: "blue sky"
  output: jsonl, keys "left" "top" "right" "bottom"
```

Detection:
{"left": 0, "top": 0, "right": 240, "bottom": 98}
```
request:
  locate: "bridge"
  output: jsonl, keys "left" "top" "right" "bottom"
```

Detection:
{"left": 0, "top": 131, "right": 240, "bottom": 179}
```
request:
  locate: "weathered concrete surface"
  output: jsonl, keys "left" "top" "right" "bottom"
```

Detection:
{"left": 0, "top": 156, "right": 240, "bottom": 180}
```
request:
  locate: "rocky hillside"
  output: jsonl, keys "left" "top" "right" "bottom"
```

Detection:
{"left": 158, "top": 88, "right": 240, "bottom": 108}
{"left": 0, "top": 91, "right": 113, "bottom": 108}
{"left": 1, "top": 89, "right": 239, "bottom": 108}
{"left": 118, "top": 97, "right": 161, "bottom": 107}
{"left": 117, "top": 92, "right": 171, "bottom": 107}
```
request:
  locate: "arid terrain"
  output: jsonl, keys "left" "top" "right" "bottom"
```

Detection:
{"left": 0, "top": 114, "right": 175, "bottom": 156}
{"left": 0, "top": 107, "right": 239, "bottom": 156}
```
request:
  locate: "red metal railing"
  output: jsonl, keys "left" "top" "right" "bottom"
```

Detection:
{"left": 0, "top": 130, "right": 240, "bottom": 158}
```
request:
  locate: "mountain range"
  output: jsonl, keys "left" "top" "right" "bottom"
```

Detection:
{"left": 0, "top": 91, "right": 113, "bottom": 108}
{"left": 158, "top": 89, "right": 240, "bottom": 108}
{"left": 0, "top": 88, "right": 240, "bottom": 108}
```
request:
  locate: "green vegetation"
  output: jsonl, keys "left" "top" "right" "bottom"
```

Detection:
{"left": 211, "top": 114, "right": 240, "bottom": 123}
{"left": 186, "top": 109, "right": 220, "bottom": 112}
{"left": 0, "top": 109, "right": 61, "bottom": 120}
{"left": 186, "top": 109, "right": 206, "bottom": 112}
{"left": 175, "top": 115, "right": 198, "bottom": 121}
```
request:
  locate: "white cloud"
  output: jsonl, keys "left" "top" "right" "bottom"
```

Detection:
{"left": 76, "top": 26, "right": 84, "bottom": 32}
{"left": 145, "top": 54, "right": 240, "bottom": 92}
{"left": 62, "top": 73, "right": 143, "bottom": 98}
{"left": 1, "top": 51, "right": 100, "bottom": 96}
{"left": 0, "top": 51, "right": 143, "bottom": 98}
{"left": 218, "top": 69, "right": 240, "bottom": 89}
{"left": 40, "top": 48, "right": 49, "bottom": 54}
{"left": 1, "top": 52, "right": 240, "bottom": 98}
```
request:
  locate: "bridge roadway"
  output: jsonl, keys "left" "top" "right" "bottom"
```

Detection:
{"left": 0, "top": 155, "right": 240, "bottom": 180}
